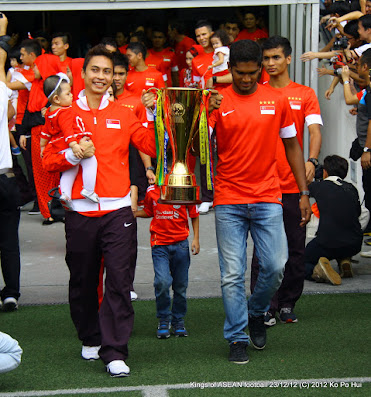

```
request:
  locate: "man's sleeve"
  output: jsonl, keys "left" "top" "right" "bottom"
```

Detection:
{"left": 35, "top": 54, "right": 61, "bottom": 80}
{"left": 279, "top": 97, "right": 297, "bottom": 138}
{"left": 128, "top": 110, "right": 157, "bottom": 158}
{"left": 304, "top": 87, "right": 323, "bottom": 126}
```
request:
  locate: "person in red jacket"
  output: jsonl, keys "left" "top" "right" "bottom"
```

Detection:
{"left": 42, "top": 45, "right": 156, "bottom": 378}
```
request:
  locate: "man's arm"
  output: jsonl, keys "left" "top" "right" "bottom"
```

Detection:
{"left": 0, "top": 13, "right": 8, "bottom": 84}
{"left": 306, "top": 124, "right": 322, "bottom": 184}
{"left": 341, "top": 65, "right": 361, "bottom": 105}
{"left": 191, "top": 216, "right": 200, "bottom": 255}
{"left": 282, "top": 136, "right": 312, "bottom": 226}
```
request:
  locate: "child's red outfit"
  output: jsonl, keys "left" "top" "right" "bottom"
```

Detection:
{"left": 142, "top": 185, "right": 199, "bottom": 334}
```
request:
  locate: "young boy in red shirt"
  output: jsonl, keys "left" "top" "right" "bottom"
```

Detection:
{"left": 135, "top": 185, "right": 200, "bottom": 339}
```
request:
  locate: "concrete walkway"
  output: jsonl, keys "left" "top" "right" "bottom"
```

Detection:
{"left": 8, "top": 201, "right": 371, "bottom": 307}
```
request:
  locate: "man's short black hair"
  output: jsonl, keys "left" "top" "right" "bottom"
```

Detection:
{"left": 52, "top": 32, "right": 71, "bottom": 45}
{"left": 343, "top": 20, "right": 360, "bottom": 39}
{"left": 359, "top": 14, "right": 371, "bottom": 30}
{"left": 152, "top": 26, "right": 167, "bottom": 36}
{"left": 100, "top": 37, "right": 118, "bottom": 50}
{"left": 195, "top": 20, "right": 213, "bottom": 32}
{"left": 127, "top": 42, "right": 147, "bottom": 59}
{"left": 261, "top": 35, "right": 292, "bottom": 57}
{"left": 229, "top": 39, "right": 262, "bottom": 67}
{"left": 323, "top": 155, "right": 349, "bottom": 179}
{"left": 83, "top": 44, "right": 114, "bottom": 72}
{"left": 20, "top": 39, "right": 42, "bottom": 57}
{"left": 168, "top": 21, "right": 186, "bottom": 35}
{"left": 360, "top": 48, "right": 371, "bottom": 68}
{"left": 113, "top": 52, "right": 129, "bottom": 71}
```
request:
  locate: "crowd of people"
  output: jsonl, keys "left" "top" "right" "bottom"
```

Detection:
{"left": 0, "top": 2, "right": 368, "bottom": 376}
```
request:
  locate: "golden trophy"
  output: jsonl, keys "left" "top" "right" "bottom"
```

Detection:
{"left": 153, "top": 87, "right": 212, "bottom": 204}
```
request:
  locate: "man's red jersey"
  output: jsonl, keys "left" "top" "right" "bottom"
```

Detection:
{"left": 12, "top": 67, "right": 33, "bottom": 124}
{"left": 146, "top": 48, "right": 178, "bottom": 86}
{"left": 124, "top": 67, "right": 165, "bottom": 97}
{"left": 116, "top": 92, "right": 148, "bottom": 125}
{"left": 271, "top": 81, "right": 322, "bottom": 193}
{"left": 175, "top": 36, "right": 196, "bottom": 72}
{"left": 143, "top": 185, "right": 199, "bottom": 247}
{"left": 209, "top": 84, "right": 296, "bottom": 206}
{"left": 191, "top": 50, "right": 213, "bottom": 88}
{"left": 235, "top": 29, "right": 268, "bottom": 42}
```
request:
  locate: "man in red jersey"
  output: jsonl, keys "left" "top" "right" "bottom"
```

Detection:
{"left": 224, "top": 18, "right": 241, "bottom": 43}
{"left": 51, "top": 32, "right": 72, "bottom": 74}
{"left": 191, "top": 20, "right": 214, "bottom": 89}
{"left": 250, "top": 36, "right": 322, "bottom": 326}
{"left": 168, "top": 21, "right": 195, "bottom": 75}
{"left": 146, "top": 27, "right": 179, "bottom": 86}
{"left": 42, "top": 45, "right": 157, "bottom": 378}
{"left": 235, "top": 11, "right": 268, "bottom": 41}
{"left": 125, "top": 42, "right": 165, "bottom": 97}
{"left": 209, "top": 40, "right": 311, "bottom": 365}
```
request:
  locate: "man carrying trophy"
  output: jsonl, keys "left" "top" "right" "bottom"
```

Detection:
{"left": 208, "top": 40, "right": 311, "bottom": 365}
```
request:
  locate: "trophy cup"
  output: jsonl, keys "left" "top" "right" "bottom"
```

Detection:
{"left": 152, "top": 87, "right": 213, "bottom": 205}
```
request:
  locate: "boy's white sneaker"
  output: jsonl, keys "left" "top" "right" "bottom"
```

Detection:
{"left": 106, "top": 360, "right": 130, "bottom": 377}
{"left": 81, "top": 345, "right": 101, "bottom": 360}
{"left": 130, "top": 291, "right": 138, "bottom": 301}
{"left": 81, "top": 188, "right": 99, "bottom": 203}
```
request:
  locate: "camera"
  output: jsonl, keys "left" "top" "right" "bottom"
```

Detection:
{"left": 333, "top": 36, "right": 348, "bottom": 50}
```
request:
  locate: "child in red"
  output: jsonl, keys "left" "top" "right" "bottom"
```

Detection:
{"left": 179, "top": 50, "right": 196, "bottom": 88}
{"left": 40, "top": 75, "right": 99, "bottom": 209}
{"left": 135, "top": 185, "right": 200, "bottom": 339}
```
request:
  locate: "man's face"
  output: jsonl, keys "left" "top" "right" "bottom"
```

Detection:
{"left": 51, "top": 37, "right": 68, "bottom": 57}
{"left": 225, "top": 23, "right": 240, "bottom": 42}
{"left": 113, "top": 65, "right": 128, "bottom": 91}
{"left": 36, "top": 37, "right": 49, "bottom": 51}
{"left": 344, "top": 33, "right": 361, "bottom": 50}
{"left": 366, "top": 1, "right": 371, "bottom": 14}
{"left": 81, "top": 56, "right": 113, "bottom": 96}
{"left": 244, "top": 13, "right": 257, "bottom": 30}
{"left": 262, "top": 47, "right": 291, "bottom": 76}
{"left": 151, "top": 31, "right": 166, "bottom": 50}
{"left": 20, "top": 48, "right": 33, "bottom": 66}
{"left": 230, "top": 61, "right": 261, "bottom": 95}
{"left": 126, "top": 49, "right": 140, "bottom": 67}
{"left": 195, "top": 26, "right": 212, "bottom": 48}
{"left": 358, "top": 21, "right": 371, "bottom": 42}
{"left": 116, "top": 32, "right": 126, "bottom": 47}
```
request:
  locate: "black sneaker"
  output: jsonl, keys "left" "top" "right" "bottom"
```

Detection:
{"left": 228, "top": 342, "right": 249, "bottom": 364}
{"left": 248, "top": 315, "right": 266, "bottom": 350}
{"left": 28, "top": 202, "right": 41, "bottom": 215}
{"left": 156, "top": 320, "right": 171, "bottom": 339}
{"left": 172, "top": 321, "right": 188, "bottom": 337}
{"left": 264, "top": 311, "right": 277, "bottom": 327}
{"left": 279, "top": 307, "right": 298, "bottom": 323}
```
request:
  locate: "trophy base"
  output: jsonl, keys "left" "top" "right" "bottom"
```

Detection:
{"left": 158, "top": 185, "right": 202, "bottom": 205}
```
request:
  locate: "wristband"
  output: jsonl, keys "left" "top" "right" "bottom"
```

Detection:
{"left": 146, "top": 166, "right": 155, "bottom": 172}
{"left": 300, "top": 191, "right": 310, "bottom": 196}
{"left": 212, "top": 76, "right": 217, "bottom": 85}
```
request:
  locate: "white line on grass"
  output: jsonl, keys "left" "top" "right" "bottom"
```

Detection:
{"left": 0, "top": 377, "right": 370, "bottom": 397}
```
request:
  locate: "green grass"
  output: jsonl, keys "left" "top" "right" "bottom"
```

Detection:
{"left": 0, "top": 294, "right": 370, "bottom": 395}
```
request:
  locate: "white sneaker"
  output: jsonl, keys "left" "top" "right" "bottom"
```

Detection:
{"left": 361, "top": 251, "right": 371, "bottom": 258}
{"left": 81, "top": 345, "right": 101, "bottom": 360}
{"left": 80, "top": 188, "right": 99, "bottom": 203}
{"left": 106, "top": 360, "right": 130, "bottom": 377}
{"left": 198, "top": 201, "right": 213, "bottom": 214}
{"left": 130, "top": 291, "right": 138, "bottom": 301}
{"left": 2, "top": 297, "right": 18, "bottom": 312}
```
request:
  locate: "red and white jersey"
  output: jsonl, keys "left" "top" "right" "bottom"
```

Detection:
{"left": 271, "top": 81, "right": 322, "bottom": 193}
{"left": 191, "top": 49, "right": 213, "bottom": 88}
{"left": 41, "top": 106, "right": 73, "bottom": 153}
{"left": 12, "top": 67, "right": 33, "bottom": 125}
{"left": 124, "top": 67, "right": 165, "bottom": 97}
{"left": 116, "top": 92, "right": 152, "bottom": 127}
{"left": 146, "top": 48, "right": 178, "bottom": 85}
{"left": 42, "top": 91, "right": 157, "bottom": 217}
{"left": 143, "top": 185, "right": 199, "bottom": 246}
{"left": 209, "top": 84, "right": 296, "bottom": 206}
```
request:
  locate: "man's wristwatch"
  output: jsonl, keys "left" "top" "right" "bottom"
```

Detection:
{"left": 146, "top": 166, "right": 155, "bottom": 172}
{"left": 307, "top": 158, "right": 319, "bottom": 167}
{"left": 300, "top": 191, "right": 310, "bottom": 196}
{"left": 363, "top": 147, "right": 371, "bottom": 153}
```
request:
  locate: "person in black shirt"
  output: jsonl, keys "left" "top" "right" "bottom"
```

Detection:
{"left": 305, "top": 155, "right": 363, "bottom": 284}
